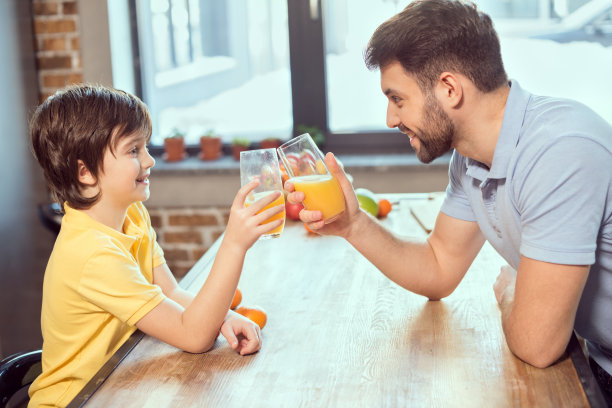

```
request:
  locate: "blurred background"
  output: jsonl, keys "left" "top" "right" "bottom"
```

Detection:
{"left": 1, "top": 0, "right": 610, "bottom": 359}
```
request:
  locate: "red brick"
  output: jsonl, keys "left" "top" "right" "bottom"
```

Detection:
{"left": 169, "top": 264, "right": 192, "bottom": 279}
{"left": 162, "top": 248, "right": 189, "bottom": 262}
{"left": 149, "top": 214, "right": 162, "bottom": 229}
{"left": 42, "top": 73, "right": 66, "bottom": 88}
{"left": 164, "top": 231, "right": 203, "bottom": 244}
{"left": 191, "top": 248, "right": 208, "bottom": 260}
{"left": 168, "top": 214, "right": 219, "bottom": 226}
{"left": 35, "top": 18, "right": 77, "bottom": 34}
{"left": 41, "top": 37, "right": 66, "bottom": 51}
{"left": 70, "top": 37, "right": 80, "bottom": 50}
{"left": 62, "top": 2, "right": 78, "bottom": 15}
{"left": 37, "top": 55, "right": 72, "bottom": 69}
{"left": 33, "top": 3, "right": 59, "bottom": 16}
{"left": 66, "top": 73, "right": 83, "bottom": 84}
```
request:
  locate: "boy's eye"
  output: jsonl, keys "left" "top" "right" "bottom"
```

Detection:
{"left": 129, "top": 147, "right": 138, "bottom": 155}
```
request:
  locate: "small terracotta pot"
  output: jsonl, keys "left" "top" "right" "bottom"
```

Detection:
{"left": 231, "top": 145, "right": 249, "bottom": 161}
{"left": 163, "top": 137, "right": 186, "bottom": 162}
{"left": 260, "top": 139, "right": 282, "bottom": 149}
{"left": 199, "top": 136, "right": 222, "bottom": 160}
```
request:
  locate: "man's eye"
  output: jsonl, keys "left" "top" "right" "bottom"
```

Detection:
{"left": 391, "top": 96, "right": 401, "bottom": 103}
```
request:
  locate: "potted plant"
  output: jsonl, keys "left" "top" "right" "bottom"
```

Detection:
{"left": 296, "top": 124, "right": 325, "bottom": 149}
{"left": 199, "top": 129, "right": 222, "bottom": 161}
{"left": 163, "top": 129, "right": 186, "bottom": 162}
{"left": 231, "top": 138, "right": 251, "bottom": 160}
{"left": 260, "top": 137, "right": 283, "bottom": 149}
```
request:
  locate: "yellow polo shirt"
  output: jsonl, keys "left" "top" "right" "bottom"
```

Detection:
{"left": 28, "top": 202, "right": 166, "bottom": 407}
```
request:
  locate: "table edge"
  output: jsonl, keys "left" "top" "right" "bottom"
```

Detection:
{"left": 568, "top": 332, "right": 608, "bottom": 408}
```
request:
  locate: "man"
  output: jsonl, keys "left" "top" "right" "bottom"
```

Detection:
{"left": 286, "top": 0, "right": 612, "bottom": 401}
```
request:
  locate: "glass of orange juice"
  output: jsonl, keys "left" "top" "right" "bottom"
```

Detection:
{"left": 277, "top": 133, "right": 345, "bottom": 223}
{"left": 240, "top": 148, "right": 286, "bottom": 239}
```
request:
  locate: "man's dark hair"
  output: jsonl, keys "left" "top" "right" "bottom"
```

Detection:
{"left": 365, "top": 0, "right": 508, "bottom": 93}
{"left": 30, "top": 84, "right": 152, "bottom": 210}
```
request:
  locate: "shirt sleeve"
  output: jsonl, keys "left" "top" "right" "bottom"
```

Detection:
{"left": 440, "top": 150, "right": 477, "bottom": 222}
{"left": 514, "top": 137, "right": 610, "bottom": 265}
{"left": 78, "top": 244, "right": 165, "bottom": 326}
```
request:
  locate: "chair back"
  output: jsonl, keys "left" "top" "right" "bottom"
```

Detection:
{"left": 0, "top": 350, "right": 42, "bottom": 408}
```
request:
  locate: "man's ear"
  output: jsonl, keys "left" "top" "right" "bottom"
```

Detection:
{"left": 77, "top": 160, "right": 96, "bottom": 186}
{"left": 435, "top": 72, "right": 463, "bottom": 109}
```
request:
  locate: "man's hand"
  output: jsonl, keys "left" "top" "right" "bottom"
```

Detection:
{"left": 285, "top": 152, "right": 364, "bottom": 239}
{"left": 494, "top": 265, "right": 517, "bottom": 305}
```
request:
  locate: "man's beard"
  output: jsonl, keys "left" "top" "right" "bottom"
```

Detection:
{"left": 414, "top": 94, "right": 454, "bottom": 164}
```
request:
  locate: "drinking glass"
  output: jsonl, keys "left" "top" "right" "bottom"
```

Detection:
{"left": 240, "top": 148, "right": 286, "bottom": 239}
{"left": 277, "top": 133, "right": 345, "bottom": 223}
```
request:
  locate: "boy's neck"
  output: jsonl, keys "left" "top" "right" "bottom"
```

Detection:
{"left": 82, "top": 203, "right": 129, "bottom": 233}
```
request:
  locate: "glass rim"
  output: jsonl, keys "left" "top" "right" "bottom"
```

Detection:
{"left": 277, "top": 133, "right": 312, "bottom": 152}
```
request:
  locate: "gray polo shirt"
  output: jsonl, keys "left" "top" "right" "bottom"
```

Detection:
{"left": 440, "top": 80, "right": 612, "bottom": 371}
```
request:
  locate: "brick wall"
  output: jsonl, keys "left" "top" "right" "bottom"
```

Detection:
{"left": 32, "top": 0, "right": 83, "bottom": 102}
{"left": 149, "top": 207, "right": 230, "bottom": 279}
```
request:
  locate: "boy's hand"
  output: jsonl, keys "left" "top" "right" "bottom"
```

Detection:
{"left": 224, "top": 180, "right": 284, "bottom": 252}
{"left": 220, "top": 311, "right": 262, "bottom": 355}
{"left": 285, "top": 152, "right": 362, "bottom": 239}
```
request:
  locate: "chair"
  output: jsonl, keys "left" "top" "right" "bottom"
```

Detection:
{"left": 36, "top": 202, "right": 63, "bottom": 236}
{"left": 0, "top": 350, "right": 42, "bottom": 408}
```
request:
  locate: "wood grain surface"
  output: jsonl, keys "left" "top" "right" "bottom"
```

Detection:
{"left": 79, "top": 195, "right": 592, "bottom": 407}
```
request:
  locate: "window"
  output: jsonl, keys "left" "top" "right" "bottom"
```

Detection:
{"left": 123, "top": 0, "right": 612, "bottom": 151}
{"left": 135, "top": 0, "right": 292, "bottom": 145}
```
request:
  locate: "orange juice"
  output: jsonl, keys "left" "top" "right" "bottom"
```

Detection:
{"left": 290, "top": 174, "right": 345, "bottom": 223}
{"left": 245, "top": 191, "right": 285, "bottom": 238}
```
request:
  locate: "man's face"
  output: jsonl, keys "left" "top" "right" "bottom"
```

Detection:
{"left": 380, "top": 61, "right": 454, "bottom": 163}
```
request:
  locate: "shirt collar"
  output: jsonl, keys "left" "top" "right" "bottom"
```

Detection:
{"left": 465, "top": 80, "right": 531, "bottom": 181}
{"left": 63, "top": 203, "right": 144, "bottom": 249}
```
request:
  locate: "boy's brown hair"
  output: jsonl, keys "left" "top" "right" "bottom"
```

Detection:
{"left": 364, "top": 0, "right": 508, "bottom": 94}
{"left": 30, "top": 84, "right": 152, "bottom": 210}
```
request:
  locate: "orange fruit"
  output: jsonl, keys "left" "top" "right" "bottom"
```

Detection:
{"left": 304, "top": 223, "right": 315, "bottom": 234}
{"left": 236, "top": 306, "right": 267, "bottom": 329}
{"left": 230, "top": 288, "right": 242, "bottom": 310}
{"left": 377, "top": 199, "right": 392, "bottom": 218}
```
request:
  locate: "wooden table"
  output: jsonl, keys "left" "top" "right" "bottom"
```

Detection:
{"left": 69, "top": 194, "right": 605, "bottom": 407}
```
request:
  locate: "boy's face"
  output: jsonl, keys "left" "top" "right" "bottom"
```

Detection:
{"left": 96, "top": 130, "right": 155, "bottom": 210}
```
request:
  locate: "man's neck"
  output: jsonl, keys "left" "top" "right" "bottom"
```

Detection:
{"left": 452, "top": 83, "right": 510, "bottom": 168}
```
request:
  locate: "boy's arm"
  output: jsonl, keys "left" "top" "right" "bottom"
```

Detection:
{"left": 152, "top": 262, "right": 194, "bottom": 309}
{"left": 136, "top": 181, "right": 283, "bottom": 354}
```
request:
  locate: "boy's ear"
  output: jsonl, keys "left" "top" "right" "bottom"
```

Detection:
{"left": 77, "top": 160, "right": 96, "bottom": 186}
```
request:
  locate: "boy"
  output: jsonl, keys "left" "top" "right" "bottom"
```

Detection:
{"left": 28, "top": 84, "right": 284, "bottom": 407}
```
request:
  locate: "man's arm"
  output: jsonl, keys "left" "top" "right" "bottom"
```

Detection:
{"left": 293, "top": 152, "right": 486, "bottom": 300}
{"left": 494, "top": 257, "right": 589, "bottom": 368}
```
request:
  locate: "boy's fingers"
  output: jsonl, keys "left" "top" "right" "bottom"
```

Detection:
{"left": 220, "top": 324, "right": 239, "bottom": 349}
{"left": 233, "top": 179, "right": 260, "bottom": 208}
{"left": 247, "top": 190, "right": 282, "bottom": 214}
{"left": 238, "top": 325, "right": 261, "bottom": 355}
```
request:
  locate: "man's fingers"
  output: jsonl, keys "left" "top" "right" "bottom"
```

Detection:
{"left": 287, "top": 190, "right": 305, "bottom": 205}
